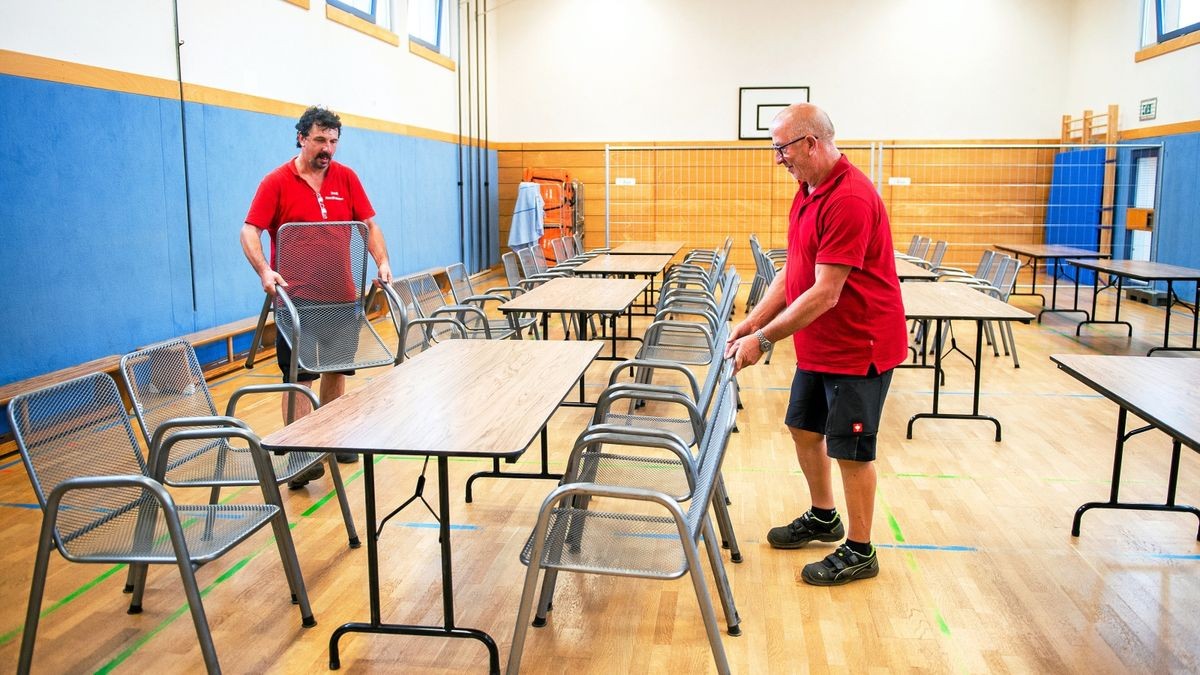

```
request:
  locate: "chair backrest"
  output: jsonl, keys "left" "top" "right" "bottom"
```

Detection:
{"left": 273, "top": 221, "right": 394, "bottom": 372}
{"left": 389, "top": 278, "right": 436, "bottom": 356}
{"left": 550, "top": 237, "right": 570, "bottom": 264}
{"left": 684, "top": 362, "right": 737, "bottom": 537}
{"left": 974, "top": 249, "right": 997, "bottom": 280}
{"left": 502, "top": 251, "right": 523, "bottom": 286}
{"left": 993, "top": 256, "right": 1022, "bottom": 300}
{"left": 406, "top": 273, "right": 449, "bottom": 318}
{"left": 927, "top": 240, "right": 948, "bottom": 268}
{"left": 562, "top": 236, "right": 580, "bottom": 258}
{"left": 905, "top": 235, "right": 921, "bottom": 256}
{"left": 121, "top": 339, "right": 220, "bottom": 459}
{"left": 912, "top": 236, "right": 931, "bottom": 259}
{"left": 531, "top": 245, "right": 553, "bottom": 274}
{"left": 445, "top": 262, "right": 474, "bottom": 304}
{"left": 572, "top": 231, "right": 586, "bottom": 253}
{"left": 8, "top": 373, "right": 148, "bottom": 552}
{"left": 515, "top": 246, "right": 540, "bottom": 279}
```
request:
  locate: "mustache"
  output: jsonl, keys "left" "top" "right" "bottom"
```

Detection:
{"left": 316, "top": 151, "right": 331, "bottom": 160}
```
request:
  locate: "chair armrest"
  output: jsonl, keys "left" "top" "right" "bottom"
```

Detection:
{"left": 607, "top": 358, "right": 700, "bottom": 399}
{"left": 155, "top": 426, "right": 279, "bottom": 491}
{"left": 226, "top": 383, "right": 320, "bottom": 418}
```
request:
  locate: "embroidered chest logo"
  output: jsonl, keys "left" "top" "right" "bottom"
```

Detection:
{"left": 326, "top": 190, "right": 345, "bottom": 202}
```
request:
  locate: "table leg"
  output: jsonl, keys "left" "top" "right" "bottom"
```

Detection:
{"left": 1039, "top": 258, "right": 1090, "bottom": 322}
{"left": 1148, "top": 280, "right": 1200, "bottom": 356}
{"left": 466, "top": 426, "right": 563, "bottom": 502}
{"left": 1077, "top": 274, "right": 1133, "bottom": 337}
{"left": 331, "top": 456, "right": 501, "bottom": 673}
{"left": 1072, "top": 410, "right": 1200, "bottom": 540}
{"left": 907, "top": 319, "right": 1002, "bottom": 442}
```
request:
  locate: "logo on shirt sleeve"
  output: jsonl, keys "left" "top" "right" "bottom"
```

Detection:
{"left": 851, "top": 421, "right": 864, "bottom": 434}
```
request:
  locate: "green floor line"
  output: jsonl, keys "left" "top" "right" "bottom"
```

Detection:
{"left": 876, "top": 489, "right": 907, "bottom": 544}
{"left": 935, "top": 609, "right": 952, "bottom": 636}
{"left": 0, "top": 564, "right": 128, "bottom": 647}
{"left": 95, "top": 535, "right": 274, "bottom": 673}
{"left": 0, "top": 485, "right": 257, "bottom": 647}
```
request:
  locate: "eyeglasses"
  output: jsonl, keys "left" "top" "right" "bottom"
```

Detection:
{"left": 772, "top": 135, "right": 813, "bottom": 156}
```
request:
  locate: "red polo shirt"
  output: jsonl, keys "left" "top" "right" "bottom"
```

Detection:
{"left": 785, "top": 154, "right": 907, "bottom": 375}
{"left": 245, "top": 159, "right": 375, "bottom": 302}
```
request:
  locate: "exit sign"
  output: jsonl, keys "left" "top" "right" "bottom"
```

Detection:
{"left": 1139, "top": 98, "right": 1157, "bottom": 121}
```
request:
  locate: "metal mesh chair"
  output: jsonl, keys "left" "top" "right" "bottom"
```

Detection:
{"left": 573, "top": 230, "right": 610, "bottom": 254}
{"left": 444, "top": 262, "right": 537, "bottom": 339}
{"left": 406, "top": 272, "right": 518, "bottom": 340}
{"left": 121, "top": 338, "right": 360, "bottom": 547}
{"left": 246, "top": 221, "right": 397, "bottom": 422}
{"left": 8, "top": 373, "right": 314, "bottom": 674}
{"left": 507, "top": 369, "right": 741, "bottom": 675}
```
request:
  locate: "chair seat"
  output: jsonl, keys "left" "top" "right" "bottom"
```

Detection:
{"left": 521, "top": 506, "right": 689, "bottom": 580}
{"left": 287, "top": 315, "right": 396, "bottom": 373}
{"left": 576, "top": 451, "right": 691, "bottom": 500}
{"left": 637, "top": 344, "right": 713, "bottom": 365}
{"left": 163, "top": 442, "right": 325, "bottom": 486}
{"left": 598, "top": 413, "right": 696, "bottom": 447}
{"left": 62, "top": 499, "right": 278, "bottom": 564}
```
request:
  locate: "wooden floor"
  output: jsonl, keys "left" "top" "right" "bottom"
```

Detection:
{"left": 1, "top": 283, "right": 1198, "bottom": 673}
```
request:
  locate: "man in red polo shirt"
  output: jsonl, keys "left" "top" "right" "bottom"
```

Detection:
{"left": 726, "top": 103, "right": 907, "bottom": 586}
{"left": 241, "top": 106, "right": 393, "bottom": 483}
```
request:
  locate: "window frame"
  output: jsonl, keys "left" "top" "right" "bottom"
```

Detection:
{"left": 1150, "top": 0, "right": 1200, "bottom": 43}
{"left": 328, "top": 0, "right": 376, "bottom": 24}
{"left": 408, "top": 0, "right": 445, "bottom": 53}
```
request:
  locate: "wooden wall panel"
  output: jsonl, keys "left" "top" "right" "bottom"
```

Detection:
{"left": 497, "top": 141, "right": 1061, "bottom": 282}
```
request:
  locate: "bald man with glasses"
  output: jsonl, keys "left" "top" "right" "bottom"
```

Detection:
{"left": 726, "top": 103, "right": 907, "bottom": 586}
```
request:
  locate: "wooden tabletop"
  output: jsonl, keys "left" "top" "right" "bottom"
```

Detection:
{"left": 902, "top": 282, "right": 1035, "bottom": 322}
{"left": 573, "top": 254, "right": 673, "bottom": 276}
{"left": 895, "top": 258, "right": 936, "bottom": 281}
{"left": 1051, "top": 354, "right": 1200, "bottom": 453}
{"left": 994, "top": 244, "right": 1110, "bottom": 259}
{"left": 607, "top": 241, "right": 684, "bottom": 256}
{"left": 1064, "top": 258, "right": 1200, "bottom": 282}
{"left": 261, "top": 340, "right": 602, "bottom": 458}
{"left": 499, "top": 277, "right": 649, "bottom": 313}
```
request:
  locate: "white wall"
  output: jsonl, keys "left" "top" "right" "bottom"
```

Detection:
{"left": 1064, "top": 0, "right": 1200, "bottom": 132}
{"left": 2, "top": 0, "right": 463, "bottom": 135}
{"left": 486, "top": 0, "right": 1077, "bottom": 141}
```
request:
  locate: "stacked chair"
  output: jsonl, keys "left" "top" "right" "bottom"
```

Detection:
{"left": 922, "top": 252, "right": 1024, "bottom": 367}
{"left": 508, "top": 360, "right": 742, "bottom": 675}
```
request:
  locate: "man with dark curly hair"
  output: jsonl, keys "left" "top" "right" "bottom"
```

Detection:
{"left": 241, "top": 105, "right": 393, "bottom": 486}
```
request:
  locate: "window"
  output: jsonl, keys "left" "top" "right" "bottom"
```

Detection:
{"left": 1142, "top": 0, "right": 1200, "bottom": 46}
{"left": 329, "top": 0, "right": 392, "bottom": 30}
{"left": 409, "top": 0, "right": 446, "bottom": 52}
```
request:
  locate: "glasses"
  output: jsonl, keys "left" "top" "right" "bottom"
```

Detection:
{"left": 772, "top": 135, "right": 813, "bottom": 156}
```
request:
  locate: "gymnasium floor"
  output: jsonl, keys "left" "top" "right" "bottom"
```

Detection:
{"left": 0, "top": 282, "right": 1197, "bottom": 673}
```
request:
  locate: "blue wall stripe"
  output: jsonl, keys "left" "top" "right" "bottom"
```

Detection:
{"left": 0, "top": 73, "right": 497, "bottom": 387}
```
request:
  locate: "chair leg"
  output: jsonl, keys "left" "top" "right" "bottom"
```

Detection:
{"left": 712, "top": 478, "right": 742, "bottom": 563}
{"left": 683, "top": 526, "right": 731, "bottom": 675}
{"left": 534, "top": 568, "right": 559, "bottom": 626}
{"left": 18, "top": 519, "right": 58, "bottom": 674}
{"left": 506, "top": 518, "right": 555, "bottom": 675}
{"left": 207, "top": 487, "right": 221, "bottom": 505}
{"left": 326, "top": 457, "right": 361, "bottom": 549}
{"left": 702, "top": 516, "right": 741, "bottom": 635}
{"left": 1005, "top": 322, "right": 1020, "bottom": 368}
{"left": 266, "top": 507, "right": 316, "bottom": 627}
{"left": 168, "top": 539, "right": 221, "bottom": 673}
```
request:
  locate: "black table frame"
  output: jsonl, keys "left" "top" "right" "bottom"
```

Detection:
{"left": 993, "top": 246, "right": 1110, "bottom": 323}
{"left": 1066, "top": 259, "right": 1200, "bottom": 356}
{"left": 330, "top": 454, "right": 501, "bottom": 672}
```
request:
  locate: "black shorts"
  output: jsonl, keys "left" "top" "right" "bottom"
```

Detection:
{"left": 275, "top": 301, "right": 360, "bottom": 383}
{"left": 784, "top": 365, "right": 894, "bottom": 462}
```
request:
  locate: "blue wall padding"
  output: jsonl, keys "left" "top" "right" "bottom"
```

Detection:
{"left": 1045, "top": 147, "right": 1105, "bottom": 284}
{"left": 0, "top": 73, "right": 499, "bottom": 387}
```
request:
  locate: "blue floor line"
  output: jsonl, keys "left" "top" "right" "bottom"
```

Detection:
{"left": 391, "top": 521, "right": 479, "bottom": 531}
{"left": 876, "top": 543, "right": 976, "bottom": 552}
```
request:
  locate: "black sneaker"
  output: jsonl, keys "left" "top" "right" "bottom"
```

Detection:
{"left": 287, "top": 463, "right": 326, "bottom": 490}
{"left": 766, "top": 510, "right": 845, "bottom": 549}
{"left": 336, "top": 453, "right": 359, "bottom": 464}
{"left": 801, "top": 543, "right": 879, "bottom": 586}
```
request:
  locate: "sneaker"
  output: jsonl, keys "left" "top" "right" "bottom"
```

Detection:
{"left": 336, "top": 453, "right": 359, "bottom": 464}
{"left": 287, "top": 463, "right": 326, "bottom": 490}
{"left": 766, "top": 510, "right": 845, "bottom": 549}
{"left": 800, "top": 543, "right": 879, "bottom": 586}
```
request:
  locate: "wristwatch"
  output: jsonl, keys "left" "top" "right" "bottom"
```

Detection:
{"left": 754, "top": 329, "right": 772, "bottom": 352}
